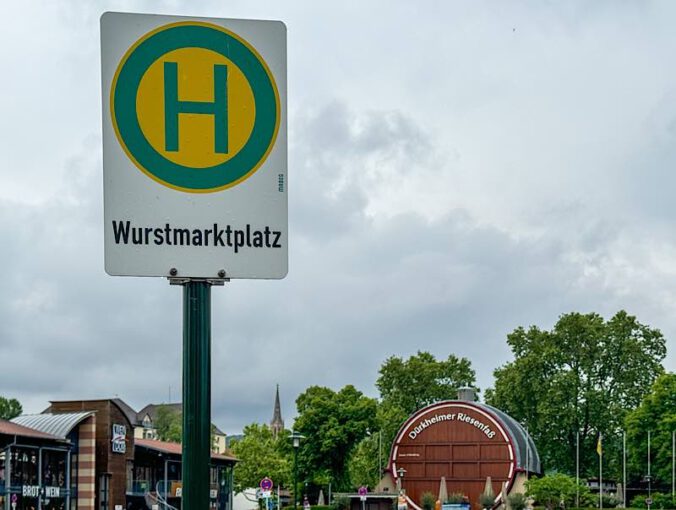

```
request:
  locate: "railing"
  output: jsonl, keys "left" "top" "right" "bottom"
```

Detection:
{"left": 156, "top": 480, "right": 180, "bottom": 499}
{"left": 155, "top": 482, "right": 179, "bottom": 510}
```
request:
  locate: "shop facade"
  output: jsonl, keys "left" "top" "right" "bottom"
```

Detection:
{"left": 0, "top": 420, "right": 73, "bottom": 510}
{"left": 9, "top": 399, "right": 235, "bottom": 510}
{"left": 129, "top": 439, "right": 234, "bottom": 510}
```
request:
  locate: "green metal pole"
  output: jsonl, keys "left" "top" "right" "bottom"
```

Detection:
{"left": 294, "top": 447, "right": 298, "bottom": 510}
{"left": 183, "top": 280, "right": 212, "bottom": 510}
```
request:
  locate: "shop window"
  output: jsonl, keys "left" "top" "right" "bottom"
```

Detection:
{"left": 42, "top": 450, "right": 67, "bottom": 488}
{"left": 166, "top": 461, "right": 181, "bottom": 482}
{"left": 11, "top": 448, "right": 40, "bottom": 510}
{"left": 11, "top": 447, "right": 39, "bottom": 486}
{"left": 99, "top": 475, "right": 110, "bottom": 510}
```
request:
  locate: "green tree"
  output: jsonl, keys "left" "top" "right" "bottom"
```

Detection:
{"left": 154, "top": 405, "right": 182, "bottom": 443}
{"left": 485, "top": 311, "right": 666, "bottom": 478}
{"left": 347, "top": 433, "right": 380, "bottom": 489}
{"left": 345, "top": 352, "right": 477, "bottom": 489}
{"left": 229, "top": 423, "right": 291, "bottom": 493}
{"left": 525, "top": 473, "right": 592, "bottom": 510}
{"left": 624, "top": 372, "right": 676, "bottom": 488}
{"left": 377, "top": 351, "right": 477, "bottom": 416}
{"left": 153, "top": 405, "right": 221, "bottom": 449}
{"left": 374, "top": 399, "right": 408, "bottom": 458}
{"left": 375, "top": 351, "right": 477, "bottom": 452}
{"left": 294, "top": 385, "right": 377, "bottom": 491}
{"left": 0, "top": 397, "right": 22, "bottom": 420}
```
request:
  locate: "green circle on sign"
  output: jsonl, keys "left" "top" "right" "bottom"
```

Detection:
{"left": 112, "top": 22, "right": 280, "bottom": 193}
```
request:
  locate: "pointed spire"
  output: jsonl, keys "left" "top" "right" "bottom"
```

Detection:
{"left": 270, "top": 384, "right": 284, "bottom": 438}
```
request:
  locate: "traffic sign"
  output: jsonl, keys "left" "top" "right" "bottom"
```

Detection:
{"left": 260, "top": 477, "right": 274, "bottom": 491}
{"left": 101, "top": 12, "right": 287, "bottom": 279}
{"left": 358, "top": 486, "right": 368, "bottom": 496}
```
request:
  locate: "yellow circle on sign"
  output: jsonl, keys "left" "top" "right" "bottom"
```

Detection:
{"left": 136, "top": 47, "right": 256, "bottom": 169}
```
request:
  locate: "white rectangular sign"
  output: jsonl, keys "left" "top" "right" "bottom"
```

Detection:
{"left": 101, "top": 12, "right": 287, "bottom": 279}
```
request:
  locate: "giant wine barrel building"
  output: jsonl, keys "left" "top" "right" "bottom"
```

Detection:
{"left": 388, "top": 389, "right": 541, "bottom": 510}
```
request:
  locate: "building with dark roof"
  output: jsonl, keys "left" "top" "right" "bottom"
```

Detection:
{"left": 1, "top": 415, "right": 92, "bottom": 510}
{"left": 135, "top": 403, "right": 227, "bottom": 453}
{"left": 0, "top": 418, "right": 72, "bottom": 510}
{"left": 7, "top": 398, "right": 236, "bottom": 510}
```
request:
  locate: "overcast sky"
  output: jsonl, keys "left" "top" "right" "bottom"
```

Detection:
{"left": 1, "top": 0, "right": 675, "bottom": 435}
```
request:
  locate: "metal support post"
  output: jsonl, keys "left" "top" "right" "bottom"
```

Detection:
{"left": 648, "top": 430, "right": 652, "bottom": 510}
{"left": 4, "top": 447, "right": 10, "bottom": 510}
{"left": 293, "top": 447, "right": 299, "bottom": 510}
{"left": 182, "top": 280, "right": 212, "bottom": 510}
{"left": 38, "top": 447, "right": 43, "bottom": 510}
{"left": 66, "top": 446, "right": 72, "bottom": 510}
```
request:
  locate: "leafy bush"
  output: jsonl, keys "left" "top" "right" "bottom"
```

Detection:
{"left": 631, "top": 494, "right": 649, "bottom": 509}
{"left": 525, "top": 474, "right": 590, "bottom": 510}
{"left": 631, "top": 492, "right": 675, "bottom": 509}
{"left": 652, "top": 492, "right": 676, "bottom": 509}
{"left": 507, "top": 493, "right": 527, "bottom": 510}
{"left": 446, "top": 493, "right": 466, "bottom": 504}
{"left": 332, "top": 497, "right": 351, "bottom": 510}
{"left": 479, "top": 493, "right": 496, "bottom": 509}
{"left": 421, "top": 492, "right": 437, "bottom": 510}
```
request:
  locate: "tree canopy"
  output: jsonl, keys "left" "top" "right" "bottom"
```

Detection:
{"left": 0, "top": 397, "right": 22, "bottom": 420}
{"left": 624, "top": 372, "right": 676, "bottom": 487}
{"left": 342, "top": 352, "right": 478, "bottom": 490}
{"left": 485, "top": 311, "right": 666, "bottom": 478}
{"left": 154, "top": 405, "right": 182, "bottom": 443}
{"left": 347, "top": 432, "right": 381, "bottom": 490}
{"left": 229, "top": 423, "right": 291, "bottom": 493}
{"left": 375, "top": 351, "right": 477, "bottom": 449}
{"left": 376, "top": 351, "right": 477, "bottom": 415}
{"left": 153, "top": 404, "right": 221, "bottom": 450}
{"left": 294, "top": 385, "right": 377, "bottom": 491}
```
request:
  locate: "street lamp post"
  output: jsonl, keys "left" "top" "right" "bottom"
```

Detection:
{"left": 396, "top": 467, "right": 407, "bottom": 494}
{"left": 290, "top": 431, "right": 305, "bottom": 510}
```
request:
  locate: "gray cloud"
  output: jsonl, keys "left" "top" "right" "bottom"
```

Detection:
{"left": 0, "top": 1, "right": 674, "bottom": 435}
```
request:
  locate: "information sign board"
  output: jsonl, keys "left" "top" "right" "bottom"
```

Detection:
{"left": 101, "top": 12, "right": 287, "bottom": 278}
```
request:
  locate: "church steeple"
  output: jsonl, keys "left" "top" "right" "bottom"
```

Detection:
{"left": 270, "top": 384, "right": 284, "bottom": 438}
